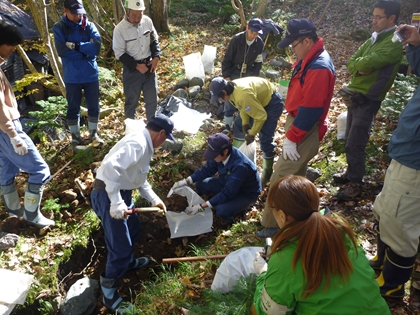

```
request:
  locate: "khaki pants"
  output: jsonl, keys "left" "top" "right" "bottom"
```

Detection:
{"left": 261, "top": 115, "right": 320, "bottom": 228}
{"left": 373, "top": 159, "right": 420, "bottom": 257}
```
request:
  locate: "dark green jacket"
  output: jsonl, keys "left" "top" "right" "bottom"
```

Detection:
{"left": 347, "top": 28, "right": 402, "bottom": 101}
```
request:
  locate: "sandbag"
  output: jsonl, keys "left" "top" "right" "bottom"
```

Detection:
{"left": 238, "top": 141, "right": 256, "bottom": 164}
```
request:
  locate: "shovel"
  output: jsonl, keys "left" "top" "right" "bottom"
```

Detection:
{"left": 125, "top": 207, "right": 163, "bottom": 215}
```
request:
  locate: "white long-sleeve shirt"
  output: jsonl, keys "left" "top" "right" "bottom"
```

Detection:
{"left": 96, "top": 128, "right": 158, "bottom": 205}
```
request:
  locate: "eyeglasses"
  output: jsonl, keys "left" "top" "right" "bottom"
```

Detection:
{"left": 289, "top": 39, "right": 305, "bottom": 50}
{"left": 372, "top": 15, "right": 387, "bottom": 21}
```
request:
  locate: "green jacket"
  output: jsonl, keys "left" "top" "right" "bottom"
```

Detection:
{"left": 347, "top": 28, "right": 402, "bottom": 101}
{"left": 253, "top": 237, "right": 390, "bottom": 315}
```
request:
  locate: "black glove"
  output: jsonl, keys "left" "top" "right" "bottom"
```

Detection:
{"left": 245, "top": 134, "right": 255, "bottom": 145}
{"left": 242, "top": 124, "right": 251, "bottom": 135}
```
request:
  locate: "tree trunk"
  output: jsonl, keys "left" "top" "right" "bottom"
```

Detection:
{"left": 316, "top": 0, "right": 333, "bottom": 27}
{"left": 26, "top": 0, "right": 65, "bottom": 96}
{"left": 84, "top": 0, "right": 114, "bottom": 51}
{"left": 113, "top": 0, "right": 125, "bottom": 24}
{"left": 150, "top": 0, "right": 171, "bottom": 33}
{"left": 255, "top": 0, "right": 269, "bottom": 18}
{"left": 231, "top": 0, "right": 247, "bottom": 30}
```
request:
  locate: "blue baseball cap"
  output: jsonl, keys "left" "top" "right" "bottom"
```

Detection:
{"left": 209, "top": 77, "right": 228, "bottom": 103}
{"left": 248, "top": 18, "right": 263, "bottom": 34}
{"left": 277, "top": 18, "right": 317, "bottom": 48}
{"left": 64, "top": 0, "right": 86, "bottom": 14}
{"left": 204, "top": 133, "right": 230, "bottom": 160}
{"left": 148, "top": 114, "right": 175, "bottom": 140}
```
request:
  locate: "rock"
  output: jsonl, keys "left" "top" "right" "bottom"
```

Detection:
{"left": 189, "top": 77, "right": 204, "bottom": 87}
{"left": 306, "top": 167, "right": 322, "bottom": 182}
{"left": 59, "top": 189, "right": 78, "bottom": 202}
{"left": 60, "top": 278, "right": 99, "bottom": 315}
{"left": 188, "top": 85, "right": 201, "bottom": 98}
{"left": 269, "top": 59, "right": 283, "bottom": 67}
{"left": 161, "top": 139, "right": 183, "bottom": 154}
{"left": 265, "top": 70, "right": 281, "bottom": 80}
{"left": 174, "top": 79, "right": 189, "bottom": 90}
{"left": 202, "top": 86, "right": 211, "bottom": 97}
{"left": 172, "top": 88, "right": 188, "bottom": 98}
{"left": 0, "top": 231, "right": 19, "bottom": 251}
{"left": 70, "top": 199, "right": 79, "bottom": 210}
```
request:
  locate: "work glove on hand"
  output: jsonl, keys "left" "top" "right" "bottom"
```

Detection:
{"left": 282, "top": 138, "right": 301, "bottom": 161}
{"left": 10, "top": 136, "right": 28, "bottom": 155}
{"left": 66, "top": 42, "right": 79, "bottom": 51}
{"left": 184, "top": 204, "right": 203, "bottom": 215}
{"left": 253, "top": 252, "right": 268, "bottom": 275}
{"left": 245, "top": 134, "right": 255, "bottom": 145}
{"left": 110, "top": 201, "right": 127, "bottom": 220}
{"left": 171, "top": 178, "right": 189, "bottom": 191}
{"left": 152, "top": 197, "right": 167, "bottom": 214}
{"left": 242, "top": 124, "right": 251, "bottom": 135}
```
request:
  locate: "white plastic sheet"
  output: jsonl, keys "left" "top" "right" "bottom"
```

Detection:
{"left": 166, "top": 186, "right": 213, "bottom": 238}
{"left": 0, "top": 268, "right": 34, "bottom": 315}
{"left": 211, "top": 247, "right": 263, "bottom": 293}
{"left": 169, "top": 102, "right": 211, "bottom": 134}
{"left": 201, "top": 45, "right": 217, "bottom": 74}
{"left": 124, "top": 118, "right": 146, "bottom": 135}
{"left": 238, "top": 141, "right": 256, "bottom": 164}
{"left": 337, "top": 111, "right": 347, "bottom": 140}
{"left": 183, "top": 52, "right": 205, "bottom": 81}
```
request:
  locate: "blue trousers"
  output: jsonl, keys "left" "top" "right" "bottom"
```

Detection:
{"left": 195, "top": 178, "right": 257, "bottom": 220}
{"left": 65, "top": 81, "right": 100, "bottom": 121}
{"left": 233, "top": 92, "right": 284, "bottom": 159}
{"left": 0, "top": 119, "right": 50, "bottom": 186}
{"left": 90, "top": 188, "right": 141, "bottom": 279}
{"left": 123, "top": 66, "right": 158, "bottom": 121}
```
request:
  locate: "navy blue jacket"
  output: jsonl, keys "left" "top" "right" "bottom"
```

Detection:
{"left": 190, "top": 147, "right": 261, "bottom": 206}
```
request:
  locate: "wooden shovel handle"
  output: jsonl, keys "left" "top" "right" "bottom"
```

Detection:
{"left": 162, "top": 254, "right": 227, "bottom": 264}
{"left": 125, "top": 207, "right": 163, "bottom": 214}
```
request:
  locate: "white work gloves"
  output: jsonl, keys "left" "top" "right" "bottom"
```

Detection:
{"left": 10, "top": 136, "right": 28, "bottom": 155}
{"left": 171, "top": 178, "right": 189, "bottom": 190}
{"left": 184, "top": 204, "right": 204, "bottom": 215}
{"left": 152, "top": 197, "right": 167, "bottom": 214}
{"left": 282, "top": 138, "right": 301, "bottom": 161}
{"left": 253, "top": 252, "right": 268, "bottom": 275}
{"left": 110, "top": 201, "right": 127, "bottom": 220}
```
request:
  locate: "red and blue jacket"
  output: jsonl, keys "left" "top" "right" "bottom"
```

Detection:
{"left": 285, "top": 38, "right": 335, "bottom": 143}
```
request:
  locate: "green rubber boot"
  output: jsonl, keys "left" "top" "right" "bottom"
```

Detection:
{"left": 232, "top": 139, "right": 244, "bottom": 148}
{"left": 260, "top": 158, "right": 274, "bottom": 187}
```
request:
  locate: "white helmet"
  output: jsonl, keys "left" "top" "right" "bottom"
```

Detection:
{"left": 125, "top": 0, "right": 145, "bottom": 10}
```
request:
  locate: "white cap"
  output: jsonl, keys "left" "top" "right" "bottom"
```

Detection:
{"left": 125, "top": 0, "right": 145, "bottom": 10}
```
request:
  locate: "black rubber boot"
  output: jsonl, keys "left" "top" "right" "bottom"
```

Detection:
{"left": 100, "top": 274, "right": 134, "bottom": 314}
{"left": 0, "top": 183, "right": 24, "bottom": 217}
{"left": 369, "top": 224, "right": 388, "bottom": 270}
{"left": 376, "top": 248, "right": 416, "bottom": 298}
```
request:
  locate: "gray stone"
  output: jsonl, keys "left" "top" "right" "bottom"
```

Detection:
{"left": 60, "top": 278, "right": 99, "bottom": 315}
{"left": 172, "top": 88, "right": 188, "bottom": 99}
{"left": 0, "top": 231, "right": 19, "bottom": 251}
{"left": 189, "top": 77, "right": 204, "bottom": 87}
{"left": 265, "top": 70, "right": 280, "bottom": 79}
{"left": 269, "top": 59, "right": 283, "bottom": 67}
{"left": 174, "top": 79, "right": 189, "bottom": 90}
{"left": 161, "top": 139, "right": 183, "bottom": 154}
{"left": 202, "top": 86, "right": 210, "bottom": 97}
{"left": 306, "top": 167, "right": 322, "bottom": 183}
{"left": 188, "top": 85, "right": 201, "bottom": 98}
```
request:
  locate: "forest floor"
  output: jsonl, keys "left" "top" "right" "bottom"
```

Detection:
{"left": 2, "top": 0, "right": 420, "bottom": 314}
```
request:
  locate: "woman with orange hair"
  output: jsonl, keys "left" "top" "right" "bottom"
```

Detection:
{"left": 252, "top": 175, "right": 389, "bottom": 315}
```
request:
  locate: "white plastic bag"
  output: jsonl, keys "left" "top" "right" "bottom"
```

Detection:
{"left": 201, "top": 45, "right": 217, "bottom": 74}
{"left": 183, "top": 52, "right": 205, "bottom": 81}
{"left": 124, "top": 118, "right": 146, "bottom": 135}
{"left": 211, "top": 247, "right": 263, "bottom": 293}
{"left": 165, "top": 186, "right": 213, "bottom": 238}
{"left": 337, "top": 111, "right": 347, "bottom": 140}
{"left": 238, "top": 141, "right": 256, "bottom": 164}
{"left": 278, "top": 79, "right": 290, "bottom": 100}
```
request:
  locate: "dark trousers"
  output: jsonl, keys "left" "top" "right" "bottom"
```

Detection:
{"left": 90, "top": 188, "right": 140, "bottom": 279}
{"left": 65, "top": 81, "right": 100, "bottom": 120}
{"left": 345, "top": 98, "right": 381, "bottom": 184}
{"left": 195, "top": 178, "right": 257, "bottom": 220}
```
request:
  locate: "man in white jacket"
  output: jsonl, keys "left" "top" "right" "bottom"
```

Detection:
{"left": 90, "top": 114, "right": 171, "bottom": 313}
